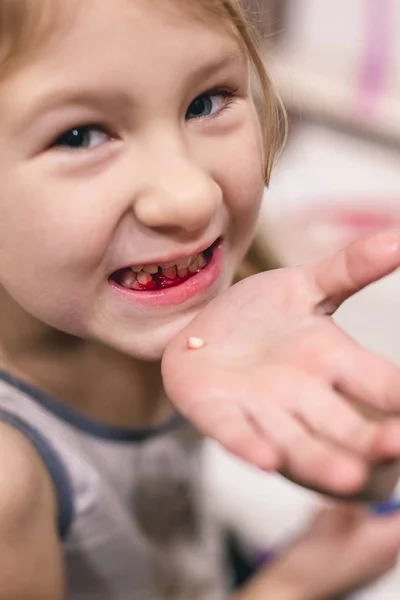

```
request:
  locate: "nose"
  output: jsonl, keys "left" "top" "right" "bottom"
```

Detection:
{"left": 133, "top": 159, "right": 223, "bottom": 235}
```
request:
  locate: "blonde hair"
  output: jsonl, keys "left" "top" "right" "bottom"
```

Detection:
{"left": 193, "top": 0, "right": 287, "bottom": 186}
{"left": 200, "top": 0, "right": 286, "bottom": 275}
{"left": 0, "top": 0, "right": 286, "bottom": 273}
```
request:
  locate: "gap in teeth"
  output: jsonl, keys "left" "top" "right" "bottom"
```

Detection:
{"left": 120, "top": 251, "right": 208, "bottom": 290}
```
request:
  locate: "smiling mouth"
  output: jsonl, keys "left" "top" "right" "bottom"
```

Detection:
{"left": 111, "top": 239, "right": 220, "bottom": 292}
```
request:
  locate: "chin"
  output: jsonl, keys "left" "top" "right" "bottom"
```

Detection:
{"left": 87, "top": 261, "right": 236, "bottom": 361}
{"left": 97, "top": 310, "right": 200, "bottom": 362}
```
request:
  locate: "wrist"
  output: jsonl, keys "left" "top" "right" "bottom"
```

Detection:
{"left": 268, "top": 544, "right": 335, "bottom": 600}
{"left": 233, "top": 563, "right": 309, "bottom": 600}
{"left": 262, "top": 564, "right": 310, "bottom": 600}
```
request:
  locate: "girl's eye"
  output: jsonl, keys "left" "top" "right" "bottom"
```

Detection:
{"left": 186, "top": 92, "right": 230, "bottom": 120}
{"left": 53, "top": 126, "right": 109, "bottom": 150}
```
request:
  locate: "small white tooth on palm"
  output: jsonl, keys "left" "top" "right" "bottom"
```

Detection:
{"left": 186, "top": 337, "right": 205, "bottom": 350}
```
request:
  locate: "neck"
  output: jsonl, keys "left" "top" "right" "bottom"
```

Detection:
{"left": 0, "top": 290, "right": 172, "bottom": 429}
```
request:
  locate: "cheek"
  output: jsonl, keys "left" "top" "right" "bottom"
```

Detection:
{"left": 0, "top": 219, "right": 88, "bottom": 330}
{"left": 0, "top": 172, "right": 112, "bottom": 277}
{"left": 217, "top": 115, "right": 265, "bottom": 226}
{"left": 0, "top": 176, "right": 108, "bottom": 330}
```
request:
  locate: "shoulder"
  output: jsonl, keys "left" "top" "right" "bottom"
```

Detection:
{"left": 0, "top": 422, "right": 65, "bottom": 598}
{"left": 0, "top": 420, "right": 56, "bottom": 530}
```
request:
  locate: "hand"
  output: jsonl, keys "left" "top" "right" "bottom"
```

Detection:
{"left": 162, "top": 233, "right": 400, "bottom": 496}
{"left": 269, "top": 503, "right": 400, "bottom": 599}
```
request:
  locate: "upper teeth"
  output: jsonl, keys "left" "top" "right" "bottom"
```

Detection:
{"left": 145, "top": 264, "right": 159, "bottom": 274}
{"left": 131, "top": 253, "right": 202, "bottom": 274}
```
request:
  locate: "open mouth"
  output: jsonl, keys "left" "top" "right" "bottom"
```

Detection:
{"left": 111, "top": 239, "right": 220, "bottom": 292}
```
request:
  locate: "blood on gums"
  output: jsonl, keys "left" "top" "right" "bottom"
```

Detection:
{"left": 115, "top": 242, "right": 216, "bottom": 291}
{"left": 135, "top": 244, "right": 214, "bottom": 291}
{"left": 136, "top": 269, "right": 196, "bottom": 291}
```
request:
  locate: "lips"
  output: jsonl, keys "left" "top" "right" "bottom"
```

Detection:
{"left": 111, "top": 239, "right": 219, "bottom": 292}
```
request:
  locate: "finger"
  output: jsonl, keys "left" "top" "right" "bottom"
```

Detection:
{"left": 306, "top": 232, "right": 400, "bottom": 315}
{"left": 291, "top": 382, "right": 379, "bottom": 457}
{"left": 334, "top": 345, "right": 400, "bottom": 458}
{"left": 336, "top": 344, "right": 400, "bottom": 414}
{"left": 247, "top": 403, "right": 367, "bottom": 495}
{"left": 306, "top": 504, "right": 364, "bottom": 534}
{"left": 361, "top": 510, "right": 400, "bottom": 546}
{"left": 183, "top": 396, "right": 282, "bottom": 471}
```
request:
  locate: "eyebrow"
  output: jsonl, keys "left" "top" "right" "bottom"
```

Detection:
{"left": 13, "top": 47, "right": 247, "bottom": 132}
{"left": 13, "top": 89, "right": 133, "bottom": 134}
{"left": 188, "top": 46, "right": 248, "bottom": 82}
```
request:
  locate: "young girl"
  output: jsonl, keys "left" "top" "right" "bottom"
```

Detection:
{"left": 2, "top": 1, "right": 400, "bottom": 599}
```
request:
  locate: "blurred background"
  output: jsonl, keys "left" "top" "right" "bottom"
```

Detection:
{"left": 206, "top": 3, "right": 400, "bottom": 598}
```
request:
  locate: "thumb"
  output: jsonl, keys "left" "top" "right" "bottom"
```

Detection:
{"left": 305, "top": 232, "right": 400, "bottom": 315}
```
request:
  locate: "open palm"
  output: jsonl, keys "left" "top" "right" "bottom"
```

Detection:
{"left": 163, "top": 233, "right": 400, "bottom": 498}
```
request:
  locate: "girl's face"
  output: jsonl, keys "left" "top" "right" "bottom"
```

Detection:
{"left": 0, "top": 0, "right": 265, "bottom": 359}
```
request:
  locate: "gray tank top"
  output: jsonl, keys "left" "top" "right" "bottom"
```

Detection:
{"left": 0, "top": 370, "right": 231, "bottom": 600}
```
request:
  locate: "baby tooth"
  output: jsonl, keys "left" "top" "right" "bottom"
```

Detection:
{"left": 186, "top": 336, "right": 205, "bottom": 350}
{"left": 188, "top": 261, "right": 199, "bottom": 274}
{"left": 163, "top": 260, "right": 177, "bottom": 269}
{"left": 143, "top": 264, "right": 159, "bottom": 274}
{"left": 131, "top": 278, "right": 141, "bottom": 290}
{"left": 137, "top": 271, "right": 153, "bottom": 285}
{"left": 131, "top": 265, "right": 143, "bottom": 273}
{"left": 162, "top": 266, "right": 177, "bottom": 279}
{"left": 176, "top": 257, "right": 191, "bottom": 269}
{"left": 189, "top": 253, "right": 198, "bottom": 265}
{"left": 121, "top": 271, "right": 136, "bottom": 288}
{"left": 177, "top": 267, "right": 188, "bottom": 278}
{"left": 197, "top": 253, "right": 206, "bottom": 269}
